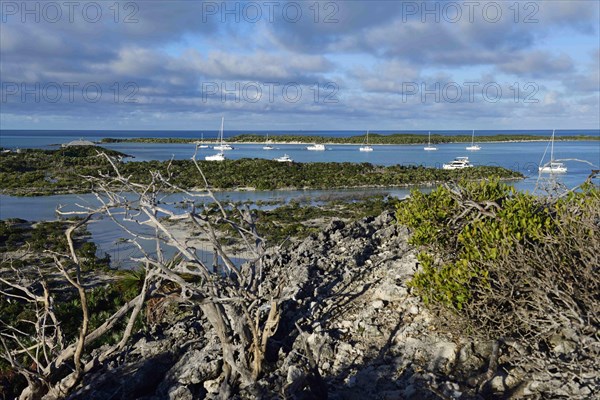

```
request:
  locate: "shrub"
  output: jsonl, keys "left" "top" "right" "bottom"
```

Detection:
{"left": 397, "top": 179, "right": 600, "bottom": 341}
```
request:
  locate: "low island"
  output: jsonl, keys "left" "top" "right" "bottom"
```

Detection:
{"left": 0, "top": 146, "right": 523, "bottom": 196}
{"left": 99, "top": 132, "right": 599, "bottom": 145}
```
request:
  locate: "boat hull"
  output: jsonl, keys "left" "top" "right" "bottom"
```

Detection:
{"left": 205, "top": 153, "right": 225, "bottom": 161}
{"left": 443, "top": 164, "right": 473, "bottom": 170}
{"left": 539, "top": 166, "right": 567, "bottom": 173}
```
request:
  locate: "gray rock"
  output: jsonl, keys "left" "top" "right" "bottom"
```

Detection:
{"left": 203, "top": 378, "right": 220, "bottom": 394}
{"left": 161, "top": 348, "right": 221, "bottom": 386}
{"left": 168, "top": 385, "right": 193, "bottom": 400}
{"left": 372, "top": 300, "right": 385, "bottom": 309}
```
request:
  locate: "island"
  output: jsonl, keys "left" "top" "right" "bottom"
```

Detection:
{"left": 0, "top": 146, "right": 523, "bottom": 196}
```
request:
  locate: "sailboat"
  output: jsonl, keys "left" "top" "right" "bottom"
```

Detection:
{"left": 205, "top": 118, "right": 227, "bottom": 161}
{"left": 539, "top": 130, "right": 567, "bottom": 173}
{"left": 213, "top": 117, "right": 234, "bottom": 151}
{"left": 195, "top": 133, "right": 209, "bottom": 149}
{"left": 359, "top": 130, "right": 374, "bottom": 152}
{"left": 263, "top": 133, "right": 274, "bottom": 150}
{"left": 424, "top": 131, "right": 437, "bottom": 151}
{"left": 466, "top": 130, "right": 481, "bottom": 151}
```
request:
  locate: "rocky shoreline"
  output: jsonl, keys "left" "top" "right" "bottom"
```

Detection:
{"left": 67, "top": 211, "right": 597, "bottom": 399}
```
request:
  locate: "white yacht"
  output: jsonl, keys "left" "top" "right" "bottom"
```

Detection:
{"left": 539, "top": 130, "right": 567, "bottom": 173}
{"left": 205, "top": 152, "right": 225, "bottom": 161}
{"left": 359, "top": 130, "right": 374, "bottom": 152}
{"left": 274, "top": 154, "right": 293, "bottom": 162}
{"left": 466, "top": 130, "right": 481, "bottom": 151}
{"left": 213, "top": 117, "right": 234, "bottom": 151}
{"left": 424, "top": 132, "right": 437, "bottom": 151}
{"left": 443, "top": 156, "right": 473, "bottom": 170}
{"left": 306, "top": 143, "right": 325, "bottom": 151}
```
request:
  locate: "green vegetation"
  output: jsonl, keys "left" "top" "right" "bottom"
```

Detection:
{"left": 396, "top": 179, "right": 599, "bottom": 340}
{"left": 0, "top": 146, "right": 522, "bottom": 196}
{"left": 0, "top": 146, "right": 128, "bottom": 195}
{"left": 100, "top": 133, "right": 599, "bottom": 145}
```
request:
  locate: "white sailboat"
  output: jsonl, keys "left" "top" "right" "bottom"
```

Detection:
{"left": 195, "top": 133, "right": 209, "bottom": 149}
{"left": 359, "top": 130, "right": 374, "bottom": 152}
{"left": 206, "top": 117, "right": 227, "bottom": 161}
{"left": 539, "top": 130, "right": 567, "bottom": 173}
{"left": 424, "top": 131, "right": 437, "bottom": 151}
{"left": 263, "top": 133, "right": 274, "bottom": 150}
{"left": 213, "top": 117, "right": 234, "bottom": 151}
{"left": 466, "top": 130, "right": 481, "bottom": 151}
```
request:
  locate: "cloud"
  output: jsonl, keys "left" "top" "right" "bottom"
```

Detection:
{"left": 497, "top": 51, "right": 575, "bottom": 78}
{"left": 561, "top": 49, "right": 600, "bottom": 93}
{"left": 346, "top": 60, "right": 422, "bottom": 93}
{"left": 1, "top": 0, "right": 598, "bottom": 130}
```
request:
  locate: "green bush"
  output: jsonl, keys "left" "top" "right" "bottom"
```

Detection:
{"left": 397, "top": 179, "right": 599, "bottom": 334}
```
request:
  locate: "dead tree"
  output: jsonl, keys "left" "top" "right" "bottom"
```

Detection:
{"left": 0, "top": 218, "right": 152, "bottom": 400}
{"left": 61, "top": 151, "right": 284, "bottom": 394}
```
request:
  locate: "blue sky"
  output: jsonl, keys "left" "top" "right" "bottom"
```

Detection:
{"left": 1, "top": 0, "right": 599, "bottom": 131}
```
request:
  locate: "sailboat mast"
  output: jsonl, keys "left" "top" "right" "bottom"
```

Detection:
{"left": 550, "top": 129, "right": 555, "bottom": 161}
{"left": 472, "top": 129, "right": 475, "bottom": 146}
{"left": 220, "top": 117, "right": 224, "bottom": 146}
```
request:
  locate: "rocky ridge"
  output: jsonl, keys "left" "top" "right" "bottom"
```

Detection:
{"left": 69, "top": 211, "right": 597, "bottom": 399}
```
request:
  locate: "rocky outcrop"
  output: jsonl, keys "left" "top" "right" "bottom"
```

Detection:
{"left": 69, "top": 210, "right": 598, "bottom": 399}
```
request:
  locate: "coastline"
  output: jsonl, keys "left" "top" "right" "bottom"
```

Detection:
{"left": 98, "top": 134, "right": 600, "bottom": 146}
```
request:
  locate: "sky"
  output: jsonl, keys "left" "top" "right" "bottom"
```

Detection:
{"left": 1, "top": 0, "right": 599, "bottom": 131}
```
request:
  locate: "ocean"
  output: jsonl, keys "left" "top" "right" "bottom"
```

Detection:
{"left": 1, "top": 129, "right": 599, "bottom": 150}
